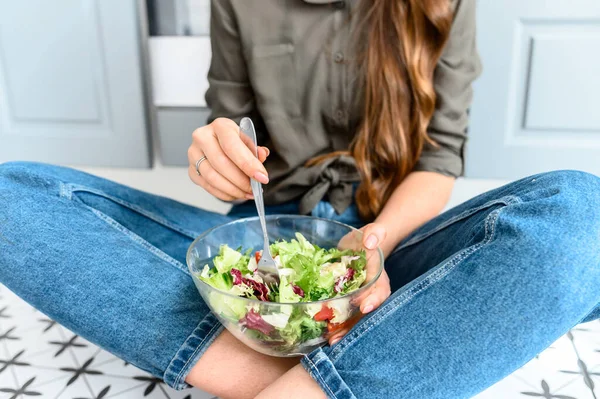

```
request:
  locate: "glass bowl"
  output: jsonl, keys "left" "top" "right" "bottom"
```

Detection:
{"left": 186, "top": 215, "right": 384, "bottom": 357}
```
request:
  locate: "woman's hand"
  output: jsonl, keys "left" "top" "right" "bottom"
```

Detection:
{"left": 188, "top": 118, "right": 271, "bottom": 201}
{"left": 358, "top": 223, "right": 392, "bottom": 312}
{"left": 328, "top": 222, "right": 391, "bottom": 345}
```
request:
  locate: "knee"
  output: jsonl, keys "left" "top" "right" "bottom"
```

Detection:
{"left": 546, "top": 169, "right": 600, "bottom": 189}
{"left": 0, "top": 161, "right": 42, "bottom": 179}
{"left": 534, "top": 170, "right": 600, "bottom": 218}
{"left": 519, "top": 170, "right": 600, "bottom": 291}
{"left": 539, "top": 169, "right": 600, "bottom": 261}
{"left": 520, "top": 170, "right": 600, "bottom": 254}
{"left": 0, "top": 161, "right": 56, "bottom": 189}
{"left": 0, "top": 162, "right": 69, "bottom": 210}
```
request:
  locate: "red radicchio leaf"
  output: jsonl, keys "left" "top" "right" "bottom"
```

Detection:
{"left": 292, "top": 284, "right": 305, "bottom": 297}
{"left": 334, "top": 268, "right": 355, "bottom": 293}
{"left": 243, "top": 277, "right": 270, "bottom": 301}
{"left": 345, "top": 268, "right": 355, "bottom": 280}
{"left": 334, "top": 280, "right": 343, "bottom": 293}
{"left": 230, "top": 269, "right": 270, "bottom": 301}
{"left": 241, "top": 309, "right": 274, "bottom": 335}
{"left": 230, "top": 268, "right": 243, "bottom": 285}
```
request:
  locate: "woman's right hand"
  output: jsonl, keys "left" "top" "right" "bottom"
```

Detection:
{"left": 188, "top": 117, "right": 270, "bottom": 201}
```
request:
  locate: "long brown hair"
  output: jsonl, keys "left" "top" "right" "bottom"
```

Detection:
{"left": 308, "top": 0, "right": 453, "bottom": 221}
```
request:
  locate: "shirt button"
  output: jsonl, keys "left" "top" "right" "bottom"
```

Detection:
{"left": 334, "top": 1, "right": 346, "bottom": 9}
{"left": 333, "top": 52, "right": 344, "bottom": 63}
{"left": 335, "top": 109, "right": 345, "bottom": 122}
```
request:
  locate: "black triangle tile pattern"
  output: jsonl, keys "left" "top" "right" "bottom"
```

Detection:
{"left": 0, "top": 377, "right": 42, "bottom": 399}
{"left": 0, "top": 284, "right": 217, "bottom": 398}
{"left": 49, "top": 335, "right": 88, "bottom": 358}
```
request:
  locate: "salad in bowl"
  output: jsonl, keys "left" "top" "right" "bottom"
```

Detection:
{"left": 187, "top": 215, "right": 384, "bottom": 356}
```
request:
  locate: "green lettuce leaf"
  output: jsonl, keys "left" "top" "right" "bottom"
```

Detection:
{"left": 341, "top": 268, "right": 366, "bottom": 294}
{"left": 279, "top": 275, "right": 302, "bottom": 303}
{"left": 285, "top": 253, "right": 318, "bottom": 294}
{"left": 278, "top": 309, "right": 326, "bottom": 344}
{"left": 208, "top": 291, "right": 247, "bottom": 322}
{"left": 213, "top": 245, "right": 243, "bottom": 274}
{"left": 198, "top": 269, "right": 233, "bottom": 292}
{"left": 299, "top": 317, "right": 327, "bottom": 341}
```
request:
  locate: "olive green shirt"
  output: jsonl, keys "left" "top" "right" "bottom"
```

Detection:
{"left": 206, "top": 0, "right": 482, "bottom": 214}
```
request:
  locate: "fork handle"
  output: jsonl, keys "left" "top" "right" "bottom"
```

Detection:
{"left": 250, "top": 178, "right": 271, "bottom": 255}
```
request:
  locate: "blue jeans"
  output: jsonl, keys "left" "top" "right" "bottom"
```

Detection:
{"left": 0, "top": 162, "right": 599, "bottom": 399}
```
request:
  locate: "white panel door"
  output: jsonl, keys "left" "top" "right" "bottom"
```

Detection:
{"left": 466, "top": 0, "right": 600, "bottom": 178}
{"left": 0, "top": 0, "right": 151, "bottom": 167}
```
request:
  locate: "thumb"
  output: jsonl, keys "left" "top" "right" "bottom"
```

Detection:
{"left": 361, "top": 223, "right": 387, "bottom": 250}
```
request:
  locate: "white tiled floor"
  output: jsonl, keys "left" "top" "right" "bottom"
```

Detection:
{"left": 2, "top": 161, "right": 599, "bottom": 398}
{"left": 0, "top": 287, "right": 215, "bottom": 399}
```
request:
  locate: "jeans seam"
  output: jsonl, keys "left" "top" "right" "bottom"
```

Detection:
{"left": 88, "top": 206, "right": 190, "bottom": 275}
{"left": 304, "top": 355, "right": 339, "bottom": 399}
{"left": 329, "top": 205, "right": 505, "bottom": 362}
{"left": 391, "top": 195, "right": 521, "bottom": 255}
{"left": 64, "top": 183, "right": 200, "bottom": 240}
{"left": 173, "top": 317, "right": 224, "bottom": 388}
{"left": 58, "top": 182, "right": 71, "bottom": 200}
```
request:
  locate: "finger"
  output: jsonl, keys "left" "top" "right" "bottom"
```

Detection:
{"left": 239, "top": 138, "right": 269, "bottom": 163}
{"left": 188, "top": 168, "right": 236, "bottom": 202}
{"left": 197, "top": 158, "right": 249, "bottom": 199}
{"left": 187, "top": 144, "right": 204, "bottom": 180}
{"left": 188, "top": 166, "right": 236, "bottom": 202}
{"left": 239, "top": 132, "right": 259, "bottom": 155}
{"left": 360, "top": 276, "right": 391, "bottom": 314}
{"left": 362, "top": 223, "right": 387, "bottom": 250}
{"left": 239, "top": 136, "right": 268, "bottom": 167}
{"left": 188, "top": 136, "right": 205, "bottom": 169}
{"left": 195, "top": 134, "right": 254, "bottom": 194}
{"left": 257, "top": 146, "right": 269, "bottom": 163}
{"left": 328, "top": 329, "right": 349, "bottom": 346}
{"left": 327, "top": 314, "right": 362, "bottom": 345}
{"left": 213, "top": 119, "right": 269, "bottom": 184}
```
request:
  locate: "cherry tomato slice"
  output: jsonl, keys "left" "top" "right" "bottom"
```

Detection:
{"left": 327, "top": 319, "right": 358, "bottom": 334}
{"left": 314, "top": 306, "right": 334, "bottom": 321}
{"left": 327, "top": 321, "right": 348, "bottom": 334}
{"left": 255, "top": 251, "right": 261, "bottom": 263}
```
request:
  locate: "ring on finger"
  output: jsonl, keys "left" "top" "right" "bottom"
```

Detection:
{"left": 195, "top": 156, "right": 208, "bottom": 176}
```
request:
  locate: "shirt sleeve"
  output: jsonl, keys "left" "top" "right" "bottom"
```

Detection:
{"left": 413, "top": 0, "right": 482, "bottom": 177}
{"left": 205, "top": 0, "right": 254, "bottom": 124}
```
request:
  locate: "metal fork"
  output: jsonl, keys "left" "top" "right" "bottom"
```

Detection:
{"left": 239, "top": 117, "right": 280, "bottom": 284}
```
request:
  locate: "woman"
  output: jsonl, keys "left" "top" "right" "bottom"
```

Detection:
{"left": 1, "top": 0, "right": 599, "bottom": 398}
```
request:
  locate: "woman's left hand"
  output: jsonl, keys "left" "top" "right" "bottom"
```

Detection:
{"left": 328, "top": 222, "right": 391, "bottom": 345}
